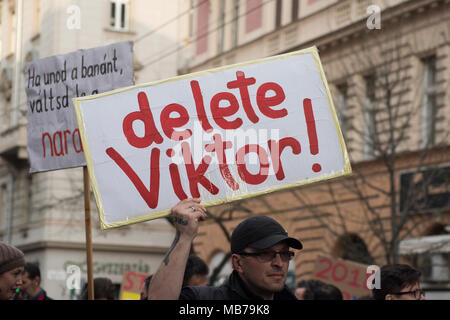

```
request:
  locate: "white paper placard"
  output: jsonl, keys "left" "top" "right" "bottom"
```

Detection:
{"left": 74, "top": 47, "right": 351, "bottom": 229}
{"left": 25, "top": 41, "right": 134, "bottom": 173}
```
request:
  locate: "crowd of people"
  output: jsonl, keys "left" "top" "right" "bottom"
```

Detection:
{"left": 0, "top": 198, "right": 427, "bottom": 301}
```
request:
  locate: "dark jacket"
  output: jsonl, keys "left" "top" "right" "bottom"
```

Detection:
{"left": 32, "top": 289, "right": 52, "bottom": 300}
{"left": 179, "top": 270, "right": 297, "bottom": 300}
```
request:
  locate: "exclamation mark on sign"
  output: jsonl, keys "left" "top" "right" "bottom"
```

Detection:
{"left": 303, "top": 98, "right": 322, "bottom": 173}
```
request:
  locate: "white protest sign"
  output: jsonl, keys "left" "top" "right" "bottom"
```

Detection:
{"left": 25, "top": 41, "right": 134, "bottom": 173}
{"left": 74, "top": 47, "right": 351, "bottom": 229}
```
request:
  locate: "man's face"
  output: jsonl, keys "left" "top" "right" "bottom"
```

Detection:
{"left": 386, "top": 282, "right": 426, "bottom": 300}
{"left": 21, "top": 272, "right": 39, "bottom": 297}
{"left": 295, "top": 287, "right": 306, "bottom": 300}
{"left": 0, "top": 266, "right": 24, "bottom": 300}
{"left": 235, "top": 242, "right": 291, "bottom": 299}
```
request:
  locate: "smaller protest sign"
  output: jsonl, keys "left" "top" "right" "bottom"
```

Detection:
{"left": 119, "top": 270, "right": 149, "bottom": 300}
{"left": 25, "top": 41, "right": 134, "bottom": 173}
{"left": 312, "top": 254, "right": 372, "bottom": 300}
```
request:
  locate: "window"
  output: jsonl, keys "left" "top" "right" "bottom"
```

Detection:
{"left": 363, "top": 75, "right": 376, "bottom": 158}
{"left": 275, "top": 0, "right": 282, "bottom": 28}
{"left": 332, "top": 233, "right": 374, "bottom": 265}
{"left": 399, "top": 165, "right": 450, "bottom": 213}
{"left": 109, "top": 0, "right": 129, "bottom": 31}
{"left": 421, "top": 56, "right": 437, "bottom": 148}
{"left": 231, "top": 0, "right": 240, "bottom": 48}
{"left": 217, "top": 0, "right": 226, "bottom": 54}
{"left": 336, "top": 83, "right": 348, "bottom": 138}
{"left": 292, "top": 0, "right": 299, "bottom": 21}
{"left": 245, "top": 0, "right": 262, "bottom": 33}
{"left": 196, "top": 0, "right": 210, "bottom": 55}
{"left": 401, "top": 224, "right": 450, "bottom": 284}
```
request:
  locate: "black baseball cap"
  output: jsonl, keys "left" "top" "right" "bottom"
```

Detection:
{"left": 231, "top": 216, "right": 303, "bottom": 254}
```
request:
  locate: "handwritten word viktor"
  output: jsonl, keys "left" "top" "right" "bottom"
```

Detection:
{"left": 106, "top": 71, "right": 322, "bottom": 209}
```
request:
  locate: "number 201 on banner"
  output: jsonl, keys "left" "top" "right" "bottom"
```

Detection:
{"left": 314, "top": 256, "right": 371, "bottom": 300}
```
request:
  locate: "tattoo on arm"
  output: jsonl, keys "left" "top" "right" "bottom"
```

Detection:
{"left": 163, "top": 231, "right": 180, "bottom": 266}
{"left": 175, "top": 217, "right": 188, "bottom": 226}
{"left": 169, "top": 216, "right": 188, "bottom": 226}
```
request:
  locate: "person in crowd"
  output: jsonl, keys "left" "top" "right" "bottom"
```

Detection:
{"left": 182, "top": 254, "right": 209, "bottom": 287}
{"left": 371, "top": 264, "right": 425, "bottom": 300}
{"left": 21, "top": 262, "right": 52, "bottom": 300}
{"left": 148, "top": 198, "right": 303, "bottom": 300}
{"left": 295, "top": 279, "right": 343, "bottom": 300}
{"left": 0, "top": 242, "right": 25, "bottom": 300}
{"left": 80, "top": 277, "right": 116, "bottom": 300}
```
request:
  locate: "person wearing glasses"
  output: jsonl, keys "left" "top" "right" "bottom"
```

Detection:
{"left": 372, "top": 264, "right": 426, "bottom": 300}
{"left": 148, "top": 198, "right": 302, "bottom": 300}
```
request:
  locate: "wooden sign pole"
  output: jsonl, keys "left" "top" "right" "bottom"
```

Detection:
{"left": 83, "top": 166, "right": 95, "bottom": 300}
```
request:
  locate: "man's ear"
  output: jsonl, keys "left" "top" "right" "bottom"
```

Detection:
{"left": 34, "top": 276, "right": 41, "bottom": 287}
{"left": 231, "top": 254, "right": 243, "bottom": 272}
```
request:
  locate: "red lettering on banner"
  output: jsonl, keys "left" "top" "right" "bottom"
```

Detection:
{"left": 227, "top": 71, "right": 258, "bottom": 123}
{"left": 256, "top": 82, "right": 287, "bottom": 119}
{"left": 63, "top": 130, "right": 71, "bottom": 154}
{"left": 349, "top": 269, "right": 361, "bottom": 288}
{"left": 268, "top": 137, "right": 301, "bottom": 180}
{"left": 53, "top": 132, "right": 65, "bottom": 156}
{"left": 181, "top": 142, "right": 219, "bottom": 197}
{"left": 123, "top": 271, "right": 148, "bottom": 291}
{"left": 210, "top": 92, "right": 243, "bottom": 130}
{"left": 303, "top": 98, "right": 322, "bottom": 172}
{"left": 123, "top": 272, "right": 134, "bottom": 290}
{"left": 167, "top": 148, "right": 188, "bottom": 200}
{"left": 42, "top": 132, "right": 53, "bottom": 157}
{"left": 136, "top": 273, "right": 148, "bottom": 291}
{"left": 236, "top": 144, "right": 270, "bottom": 185}
{"left": 104, "top": 71, "right": 325, "bottom": 209}
{"left": 72, "top": 129, "right": 83, "bottom": 153}
{"left": 332, "top": 263, "right": 348, "bottom": 282}
{"left": 122, "top": 91, "right": 163, "bottom": 148}
{"left": 191, "top": 80, "right": 213, "bottom": 133}
{"left": 315, "top": 257, "right": 332, "bottom": 280}
{"left": 160, "top": 103, "right": 192, "bottom": 141}
{"left": 106, "top": 147, "right": 160, "bottom": 209}
{"left": 205, "top": 134, "right": 239, "bottom": 191}
{"left": 41, "top": 128, "right": 83, "bottom": 158}
{"left": 314, "top": 256, "right": 371, "bottom": 299}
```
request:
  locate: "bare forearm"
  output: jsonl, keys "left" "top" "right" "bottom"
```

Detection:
{"left": 147, "top": 198, "right": 207, "bottom": 300}
{"left": 148, "top": 232, "right": 192, "bottom": 300}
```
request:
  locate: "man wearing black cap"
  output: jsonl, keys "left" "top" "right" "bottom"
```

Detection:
{"left": 148, "top": 198, "right": 302, "bottom": 300}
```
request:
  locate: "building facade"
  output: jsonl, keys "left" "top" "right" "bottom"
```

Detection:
{"left": 179, "top": 0, "right": 450, "bottom": 298}
{"left": 1, "top": 0, "right": 449, "bottom": 300}
{"left": 0, "top": 0, "right": 187, "bottom": 299}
